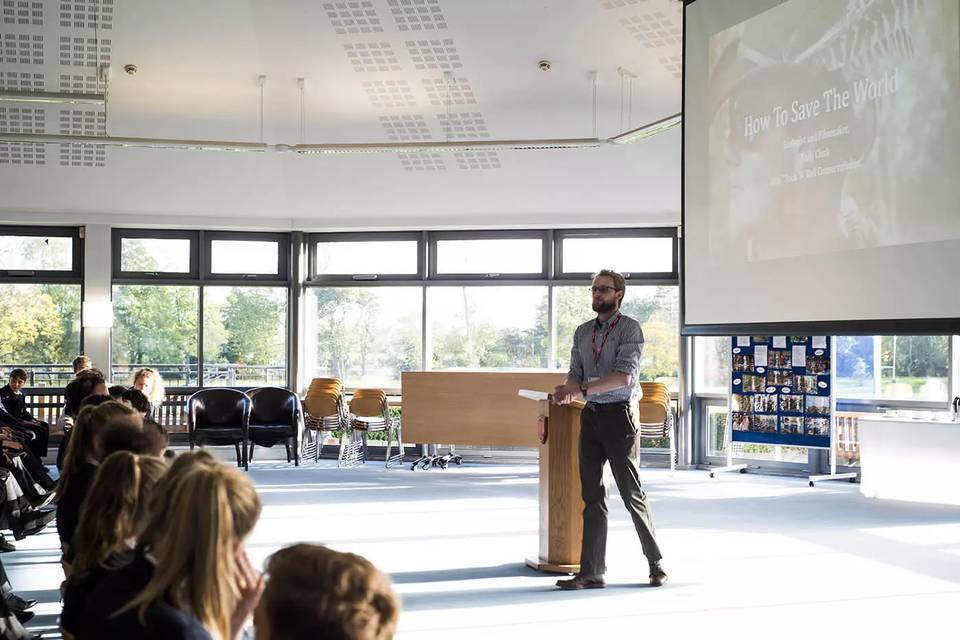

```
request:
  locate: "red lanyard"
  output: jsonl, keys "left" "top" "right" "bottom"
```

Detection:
{"left": 591, "top": 313, "right": 622, "bottom": 365}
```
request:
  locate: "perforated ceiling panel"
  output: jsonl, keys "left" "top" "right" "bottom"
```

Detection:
{"left": 387, "top": 0, "right": 448, "bottom": 31}
{"left": 58, "top": 35, "right": 109, "bottom": 67}
{"left": 422, "top": 75, "right": 476, "bottom": 106}
{"left": 323, "top": 1, "right": 383, "bottom": 35}
{"left": 659, "top": 54, "right": 681, "bottom": 79}
{"left": 405, "top": 38, "right": 461, "bottom": 70}
{"left": 398, "top": 151, "right": 446, "bottom": 171}
{"left": 436, "top": 111, "right": 488, "bottom": 139}
{"left": 453, "top": 150, "right": 499, "bottom": 170}
{"left": 380, "top": 114, "right": 431, "bottom": 141}
{"left": 58, "top": 72, "right": 96, "bottom": 93}
{"left": 618, "top": 13, "right": 681, "bottom": 48}
{"left": 2, "top": 31, "right": 42, "bottom": 64}
{"left": 58, "top": 0, "right": 112, "bottom": 29}
{"left": 2, "top": 0, "right": 43, "bottom": 26}
{"left": 363, "top": 79, "right": 416, "bottom": 108}
{"left": 0, "top": 69, "right": 42, "bottom": 89}
{"left": 343, "top": 41, "right": 402, "bottom": 72}
{"left": 58, "top": 108, "right": 105, "bottom": 167}
{"left": 600, "top": 0, "right": 648, "bottom": 8}
{"left": 0, "top": 105, "right": 44, "bottom": 165}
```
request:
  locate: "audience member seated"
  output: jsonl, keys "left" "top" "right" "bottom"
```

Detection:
{"left": 121, "top": 389, "right": 151, "bottom": 417}
{"left": 72, "top": 356, "right": 92, "bottom": 377}
{"left": 83, "top": 454, "right": 262, "bottom": 640}
{"left": 0, "top": 467, "right": 55, "bottom": 542}
{"left": 56, "top": 371, "right": 109, "bottom": 470}
{"left": 0, "top": 557, "right": 37, "bottom": 639}
{"left": 57, "top": 401, "right": 142, "bottom": 572}
{"left": 60, "top": 452, "right": 167, "bottom": 640}
{"left": 255, "top": 544, "right": 400, "bottom": 640}
{"left": 131, "top": 369, "right": 165, "bottom": 421}
{"left": 107, "top": 386, "right": 126, "bottom": 401}
{"left": 0, "top": 370, "right": 50, "bottom": 459}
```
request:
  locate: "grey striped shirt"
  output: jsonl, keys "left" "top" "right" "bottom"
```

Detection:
{"left": 567, "top": 313, "right": 644, "bottom": 404}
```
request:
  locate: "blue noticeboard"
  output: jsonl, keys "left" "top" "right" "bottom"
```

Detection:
{"left": 729, "top": 336, "right": 832, "bottom": 450}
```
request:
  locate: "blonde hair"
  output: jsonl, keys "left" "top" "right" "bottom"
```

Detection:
{"left": 258, "top": 544, "right": 400, "bottom": 640}
{"left": 132, "top": 368, "right": 165, "bottom": 407}
{"left": 70, "top": 452, "right": 168, "bottom": 577}
{"left": 57, "top": 401, "right": 140, "bottom": 498}
{"left": 121, "top": 458, "right": 262, "bottom": 639}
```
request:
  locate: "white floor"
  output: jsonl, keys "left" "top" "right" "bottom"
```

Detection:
{"left": 9, "top": 458, "right": 960, "bottom": 640}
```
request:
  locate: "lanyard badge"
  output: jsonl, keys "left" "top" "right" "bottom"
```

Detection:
{"left": 591, "top": 313, "right": 622, "bottom": 365}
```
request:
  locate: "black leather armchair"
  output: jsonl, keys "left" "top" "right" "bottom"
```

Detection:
{"left": 187, "top": 388, "right": 251, "bottom": 470}
{"left": 248, "top": 387, "right": 303, "bottom": 466}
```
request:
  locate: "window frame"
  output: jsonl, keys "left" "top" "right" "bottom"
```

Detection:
{"left": 554, "top": 228, "right": 679, "bottom": 284}
{"left": 203, "top": 230, "right": 290, "bottom": 282}
{"left": 306, "top": 231, "right": 425, "bottom": 283}
{"left": 112, "top": 228, "right": 200, "bottom": 281}
{"left": 428, "top": 230, "right": 550, "bottom": 281}
{"left": 0, "top": 225, "right": 83, "bottom": 282}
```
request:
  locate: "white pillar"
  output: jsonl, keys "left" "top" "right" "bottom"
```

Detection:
{"left": 82, "top": 224, "right": 112, "bottom": 380}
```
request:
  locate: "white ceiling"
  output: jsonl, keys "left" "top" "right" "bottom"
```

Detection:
{"left": 0, "top": 0, "right": 683, "bottom": 230}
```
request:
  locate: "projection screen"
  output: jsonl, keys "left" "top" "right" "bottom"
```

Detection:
{"left": 683, "top": 0, "right": 960, "bottom": 334}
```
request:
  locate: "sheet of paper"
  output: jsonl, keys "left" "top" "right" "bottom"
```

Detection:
{"left": 753, "top": 345, "right": 768, "bottom": 368}
{"left": 518, "top": 389, "right": 549, "bottom": 401}
{"left": 773, "top": 336, "right": 787, "bottom": 349}
{"left": 812, "top": 336, "right": 827, "bottom": 348}
{"left": 792, "top": 345, "right": 807, "bottom": 369}
{"left": 736, "top": 336, "right": 750, "bottom": 347}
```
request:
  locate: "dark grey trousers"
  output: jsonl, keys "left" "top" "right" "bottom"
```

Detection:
{"left": 578, "top": 401, "right": 662, "bottom": 578}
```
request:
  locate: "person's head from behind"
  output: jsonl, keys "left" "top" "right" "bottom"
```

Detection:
{"left": 591, "top": 269, "right": 626, "bottom": 314}
{"left": 73, "top": 355, "right": 92, "bottom": 375}
{"left": 129, "top": 458, "right": 262, "bottom": 639}
{"left": 70, "top": 451, "right": 167, "bottom": 577}
{"left": 64, "top": 369, "right": 108, "bottom": 418}
{"left": 108, "top": 385, "right": 127, "bottom": 401}
{"left": 132, "top": 368, "right": 164, "bottom": 406}
{"left": 121, "top": 388, "right": 151, "bottom": 416}
{"left": 59, "top": 401, "right": 141, "bottom": 493}
{"left": 98, "top": 417, "right": 166, "bottom": 459}
{"left": 255, "top": 544, "right": 400, "bottom": 640}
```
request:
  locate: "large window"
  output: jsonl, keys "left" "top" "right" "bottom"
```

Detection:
{"left": 555, "top": 285, "right": 679, "bottom": 385}
{"left": 203, "top": 286, "right": 287, "bottom": 386}
{"left": 0, "top": 283, "right": 81, "bottom": 386}
{"left": 305, "top": 287, "right": 422, "bottom": 389}
{"left": 429, "top": 231, "right": 548, "bottom": 279}
{"left": 112, "top": 285, "right": 200, "bottom": 386}
{"left": 428, "top": 286, "right": 548, "bottom": 369}
{"left": 0, "top": 227, "right": 82, "bottom": 386}
{"left": 556, "top": 229, "right": 677, "bottom": 277}
{"left": 112, "top": 230, "right": 290, "bottom": 388}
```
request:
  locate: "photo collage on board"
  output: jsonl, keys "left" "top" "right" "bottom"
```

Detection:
{"left": 730, "top": 335, "right": 832, "bottom": 443}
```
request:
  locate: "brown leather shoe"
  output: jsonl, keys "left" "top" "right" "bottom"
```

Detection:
{"left": 649, "top": 561, "right": 668, "bottom": 587}
{"left": 556, "top": 575, "right": 606, "bottom": 590}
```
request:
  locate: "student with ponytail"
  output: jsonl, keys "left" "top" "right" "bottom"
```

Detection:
{"left": 84, "top": 455, "right": 263, "bottom": 640}
{"left": 60, "top": 452, "right": 167, "bottom": 639}
{"left": 57, "top": 401, "right": 142, "bottom": 570}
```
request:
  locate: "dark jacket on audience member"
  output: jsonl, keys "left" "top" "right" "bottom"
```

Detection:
{"left": 56, "top": 462, "right": 98, "bottom": 551}
{"left": 79, "top": 551, "right": 212, "bottom": 640}
{"left": 0, "top": 385, "right": 32, "bottom": 422}
{"left": 60, "top": 548, "right": 135, "bottom": 638}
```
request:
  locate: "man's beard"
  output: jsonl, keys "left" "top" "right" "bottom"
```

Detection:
{"left": 592, "top": 299, "right": 618, "bottom": 314}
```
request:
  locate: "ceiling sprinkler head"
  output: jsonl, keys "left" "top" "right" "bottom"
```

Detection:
{"left": 538, "top": 60, "right": 551, "bottom": 72}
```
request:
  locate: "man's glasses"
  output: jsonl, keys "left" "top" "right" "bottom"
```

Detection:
{"left": 591, "top": 286, "right": 619, "bottom": 294}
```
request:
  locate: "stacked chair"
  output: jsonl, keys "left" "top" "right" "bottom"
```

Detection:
{"left": 636, "top": 381, "right": 676, "bottom": 473}
{"left": 346, "top": 388, "right": 405, "bottom": 468}
{"left": 301, "top": 378, "right": 347, "bottom": 463}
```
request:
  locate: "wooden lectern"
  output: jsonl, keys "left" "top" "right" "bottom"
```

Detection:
{"left": 519, "top": 392, "right": 585, "bottom": 574}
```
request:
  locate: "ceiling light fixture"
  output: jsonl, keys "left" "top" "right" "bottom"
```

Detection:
{"left": 0, "top": 132, "right": 267, "bottom": 152}
{"left": 608, "top": 112, "right": 682, "bottom": 144}
{"left": 0, "top": 115, "right": 680, "bottom": 153}
{"left": 0, "top": 90, "right": 106, "bottom": 105}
